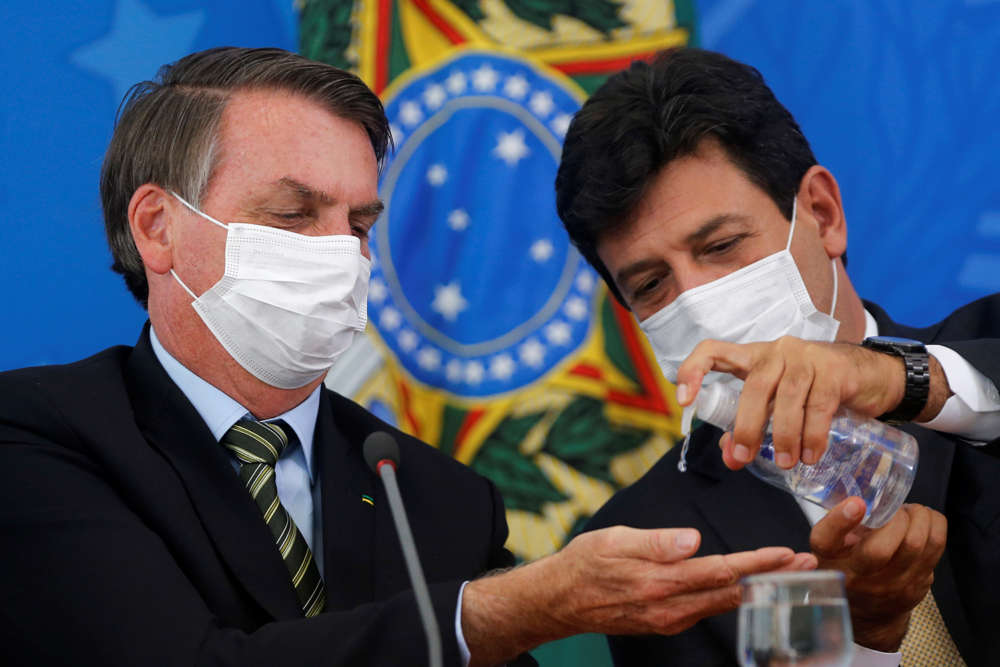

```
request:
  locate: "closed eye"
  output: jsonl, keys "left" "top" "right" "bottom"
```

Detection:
{"left": 703, "top": 234, "right": 746, "bottom": 256}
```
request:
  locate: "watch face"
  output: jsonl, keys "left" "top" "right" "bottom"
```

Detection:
{"left": 867, "top": 336, "right": 925, "bottom": 351}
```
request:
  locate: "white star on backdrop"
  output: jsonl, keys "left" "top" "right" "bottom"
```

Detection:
{"left": 551, "top": 113, "right": 572, "bottom": 137}
{"left": 380, "top": 307, "right": 402, "bottom": 330}
{"left": 398, "top": 330, "right": 419, "bottom": 352}
{"left": 427, "top": 163, "right": 448, "bottom": 186}
{"left": 417, "top": 347, "right": 441, "bottom": 371}
{"left": 493, "top": 130, "right": 530, "bottom": 167}
{"left": 447, "top": 208, "right": 470, "bottom": 231}
{"left": 464, "top": 361, "right": 485, "bottom": 385}
{"left": 446, "top": 359, "right": 463, "bottom": 383}
{"left": 545, "top": 321, "right": 572, "bottom": 346}
{"left": 490, "top": 354, "right": 516, "bottom": 380}
{"left": 575, "top": 272, "right": 595, "bottom": 293}
{"left": 519, "top": 339, "right": 546, "bottom": 368}
{"left": 71, "top": 0, "right": 204, "bottom": 104}
{"left": 503, "top": 74, "right": 529, "bottom": 100}
{"left": 529, "top": 239, "right": 554, "bottom": 263}
{"left": 432, "top": 281, "right": 469, "bottom": 321}
{"left": 529, "top": 91, "right": 554, "bottom": 117}
{"left": 564, "top": 297, "right": 588, "bottom": 321}
{"left": 445, "top": 70, "right": 467, "bottom": 95}
{"left": 399, "top": 101, "right": 423, "bottom": 127}
{"left": 422, "top": 84, "right": 447, "bottom": 109}
{"left": 368, "top": 277, "right": 388, "bottom": 303}
{"left": 472, "top": 64, "right": 499, "bottom": 92}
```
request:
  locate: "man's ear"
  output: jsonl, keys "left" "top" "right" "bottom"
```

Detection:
{"left": 128, "top": 184, "right": 174, "bottom": 275}
{"left": 798, "top": 165, "right": 847, "bottom": 260}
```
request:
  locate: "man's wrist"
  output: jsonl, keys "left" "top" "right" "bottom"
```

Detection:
{"left": 461, "top": 555, "right": 565, "bottom": 666}
{"left": 860, "top": 337, "right": 931, "bottom": 423}
{"left": 851, "top": 613, "right": 911, "bottom": 653}
{"left": 915, "top": 354, "right": 952, "bottom": 422}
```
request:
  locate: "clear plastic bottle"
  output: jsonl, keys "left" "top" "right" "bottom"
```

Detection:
{"left": 690, "top": 383, "right": 919, "bottom": 528}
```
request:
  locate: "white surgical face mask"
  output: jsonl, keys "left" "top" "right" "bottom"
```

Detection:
{"left": 169, "top": 192, "right": 370, "bottom": 389}
{"left": 639, "top": 199, "right": 840, "bottom": 386}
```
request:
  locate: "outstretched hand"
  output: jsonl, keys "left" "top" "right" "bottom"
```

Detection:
{"left": 461, "top": 525, "right": 817, "bottom": 666}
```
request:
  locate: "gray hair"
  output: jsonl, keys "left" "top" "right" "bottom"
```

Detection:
{"left": 100, "top": 47, "right": 391, "bottom": 307}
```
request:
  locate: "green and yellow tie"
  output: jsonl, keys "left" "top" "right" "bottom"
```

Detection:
{"left": 221, "top": 420, "right": 326, "bottom": 617}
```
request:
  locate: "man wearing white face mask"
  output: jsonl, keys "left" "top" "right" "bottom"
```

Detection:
{"left": 0, "top": 47, "right": 816, "bottom": 666}
{"left": 557, "top": 48, "right": 1000, "bottom": 666}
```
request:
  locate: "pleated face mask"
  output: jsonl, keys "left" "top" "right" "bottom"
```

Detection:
{"left": 169, "top": 192, "right": 370, "bottom": 389}
{"left": 638, "top": 198, "right": 841, "bottom": 386}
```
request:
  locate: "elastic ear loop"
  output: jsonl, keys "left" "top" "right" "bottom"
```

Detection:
{"left": 789, "top": 197, "right": 839, "bottom": 317}
{"left": 168, "top": 190, "right": 228, "bottom": 300}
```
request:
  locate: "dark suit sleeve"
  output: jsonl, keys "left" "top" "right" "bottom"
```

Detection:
{"left": 0, "top": 384, "right": 470, "bottom": 667}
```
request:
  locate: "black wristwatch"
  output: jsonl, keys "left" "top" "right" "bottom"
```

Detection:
{"left": 860, "top": 336, "right": 930, "bottom": 424}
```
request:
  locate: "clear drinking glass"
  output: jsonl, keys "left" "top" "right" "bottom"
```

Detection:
{"left": 738, "top": 571, "right": 853, "bottom": 667}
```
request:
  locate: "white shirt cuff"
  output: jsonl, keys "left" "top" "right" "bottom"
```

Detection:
{"left": 455, "top": 580, "right": 471, "bottom": 667}
{"left": 920, "top": 345, "right": 1000, "bottom": 442}
{"left": 851, "top": 642, "right": 901, "bottom": 667}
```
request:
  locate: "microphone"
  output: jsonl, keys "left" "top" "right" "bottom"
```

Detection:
{"left": 363, "top": 432, "right": 443, "bottom": 667}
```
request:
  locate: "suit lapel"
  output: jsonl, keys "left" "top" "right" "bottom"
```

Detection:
{"left": 124, "top": 328, "right": 303, "bottom": 621}
{"left": 314, "top": 390, "right": 377, "bottom": 608}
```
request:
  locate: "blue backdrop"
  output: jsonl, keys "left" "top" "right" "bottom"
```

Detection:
{"left": 3, "top": 0, "right": 1000, "bottom": 370}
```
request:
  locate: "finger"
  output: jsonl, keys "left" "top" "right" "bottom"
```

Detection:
{"left": 647, "top": 584, "right": 745, "bottom": 635}
{"left": 799, "top": 376, "right": 841, "bottom": 465}
{"left": 651, "top": 547, "right": 797, "bottom": 599}
{"left": 731, "top": 357, "right": 784, "bottom": 466}
{"left": 912, "top": 509, "right": 948, "bottom": 578}
{"left": 780, "top": 552, "right": 819, "bottom": 572}
{"left": 675, "top": 340, "right": 759, "bottom": 406}
{"left": 810, "top": 497, "right": 867, "bottom": 558}
{"left": 719, "top": 431, "right": 744, "bottom": 470}
{"left": 770, "top": 354, "right": 814, "bottom": 469}
{"left": 885, "top": 504, "right": 931, "bottom": 574}
{"left": 854, "top": 506, "right": 911, "bottom": 574}
{"left": 640, "top": 584, "right": 742, "bottom": 635}
{"left": 603, "top": 526, "right": 703, "bottom": 563}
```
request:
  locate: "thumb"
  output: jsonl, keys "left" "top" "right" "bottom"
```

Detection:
{"left": 810, "top": 497, "right": 866, "bottom": 558}
{"left": 609, "top": 526, "right": 702, "bottom": 563}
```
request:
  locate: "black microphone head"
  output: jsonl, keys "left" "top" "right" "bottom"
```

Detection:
{"left": 363, "top": 431, "right": 400, "bottom": 472}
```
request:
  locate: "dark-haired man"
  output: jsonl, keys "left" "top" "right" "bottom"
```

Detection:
{"left": 0, "top": 47, "right": 812, "bottom": 666}
{"left": 556, "top": 48, "right": 1000, "bottom": 666}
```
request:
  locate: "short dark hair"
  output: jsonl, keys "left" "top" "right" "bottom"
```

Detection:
{"left": 555, "top": 48, "right": 818, "bottom": 305}
{"left": 101, "top": 46, "right": 391, "bottom": 307}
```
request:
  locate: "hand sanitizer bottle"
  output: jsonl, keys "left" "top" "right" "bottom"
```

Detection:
{"left": 690, "top": 383, "right": 919, "bottom": 528}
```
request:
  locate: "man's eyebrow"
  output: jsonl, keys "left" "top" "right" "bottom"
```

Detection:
{"left": 350, "top": 200, "right": 384, "bottom": 218}
{"left": 276, "top": 177, "right": 336, "bottom": 205}
{"left": 274, "top": 177, "right": 384, "bottom": 217}
{"left": 682, "top": 213, "right": 753, "bottom": 245}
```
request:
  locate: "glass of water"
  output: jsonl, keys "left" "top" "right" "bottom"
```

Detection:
{"left": 738, "top": 571, "right": 853, "bottom": 667}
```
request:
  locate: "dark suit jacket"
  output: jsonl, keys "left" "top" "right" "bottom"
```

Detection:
{"left": 0, "top": 328, "right": 524, "bottom": 666}
{"left": 586, "top": 296, "right": 1000, "bottom": 667}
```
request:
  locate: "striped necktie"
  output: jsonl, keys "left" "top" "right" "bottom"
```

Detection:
{"left": 898, "top": 591, "right": 966, "bottom": 666}
{"left": 221, "top": 420, "right": 326, "bottom": 617}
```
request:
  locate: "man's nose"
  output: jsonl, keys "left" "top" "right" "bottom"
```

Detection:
{"left": 673, "top": 263, "right": 717, "bottom": 295}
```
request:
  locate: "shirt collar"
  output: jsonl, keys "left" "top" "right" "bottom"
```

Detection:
{"left": 863, "top": 308, "right": 879, "bottom": 339}
{"left": 149, "top": 327, "right": 321, "bottom": 482}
